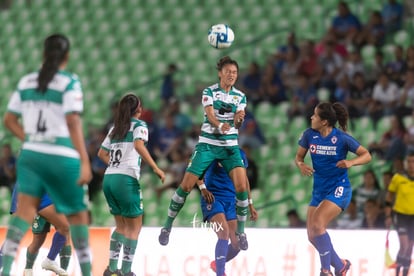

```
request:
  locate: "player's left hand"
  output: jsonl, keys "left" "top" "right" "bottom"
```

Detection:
{"left": 201, "top": 189, "right": 215, "bottom": 204}
{"left": 336, "top": 159, "right": 352, "bottom": 169}
{"left": 249, "top": 205, "right": 258, "bottom": 221}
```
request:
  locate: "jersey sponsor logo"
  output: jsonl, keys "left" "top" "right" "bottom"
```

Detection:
{"left": 310, "top": 144, "right": 337, "bottom": 156}
{"left": 203, "top": 96, "right": 209, "bottom": 102}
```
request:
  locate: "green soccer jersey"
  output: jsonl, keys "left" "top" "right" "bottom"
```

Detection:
{"left": 199, "top": 83, "right": 247, "bottom": 146}
{"left": 7, "top": 70, "right": 83, "bottom": 159}
{"left": 101, "top": 118, "right": 148, "bottom": 179}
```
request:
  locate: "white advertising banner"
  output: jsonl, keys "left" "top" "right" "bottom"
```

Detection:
{"left": 0, "top": 227, "right": 403, "bottom": 275}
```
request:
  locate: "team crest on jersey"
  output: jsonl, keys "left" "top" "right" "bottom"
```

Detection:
{"left": 140, "top": 129, "right": 147, "bottom": 135}
{"left": 310, "top": 144, "right": 317, "bottom": 153}
{"left": 331, "top": 136, "right": 337, "bottom": 144}
{"left": 231, "top": 96, "right": 239, "bottom": 105}
{"left": 206, "top": 204, "right": 212, "bottom": 211}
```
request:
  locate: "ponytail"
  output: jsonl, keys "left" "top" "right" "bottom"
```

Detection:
{"left": 110, "top": 93, "right": 142, "bottom": 140}
{"left": 317, "top": 102, "right": 349, "bottom": 132}
{"left": 37, "top": 34, "right": 70, "bottom": 93}
{"left": 332, "top": 102, "right": 349, "bottom": 132}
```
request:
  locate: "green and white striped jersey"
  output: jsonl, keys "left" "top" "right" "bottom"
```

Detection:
{"left": 101, "top": 119, "right": 148, "bottom": 179}
{"left": 199, "top": 83, "right": 247, "bottom": 146}
{"left": 7, "top": 70, "right": 83, "bottom": 159}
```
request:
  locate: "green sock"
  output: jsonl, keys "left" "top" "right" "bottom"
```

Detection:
{"left": 2, "top": 216, "right": 30, "bottom": 275}
{"left": 25, "top": 250, "right": 38, "bottom": 269}
{"left": 121, "top": 238, "right": 138, "bottom": 274}
{"left": 59, "top": 244, "right": 72, "bottom": 270}
{"left": 236, "top": 191, "right": 248, "bottom": 233}
{"left": 164, "top": 186, "right": 189, "bottom": 229}
{"left": 70, "top": 224, "right": 91, "bottom": 276}
{"left": 109, "top": 231, "right": 125, "bottom": 272}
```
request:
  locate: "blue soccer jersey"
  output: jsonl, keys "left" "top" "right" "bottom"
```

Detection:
{"left": 204, "top": 149, "right": 248, "bottom": 200}
{"left": 298, "top": 127, "right": 360, "bottom": 194}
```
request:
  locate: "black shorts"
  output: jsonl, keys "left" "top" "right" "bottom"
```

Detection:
{"left": 393, "top": 212, "right": 414, "bottom": 240}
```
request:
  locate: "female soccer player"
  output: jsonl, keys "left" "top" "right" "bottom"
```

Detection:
{"left": 295, "top": 102, "right": 371, "bottom": 276}
{"left": 159, "top": 56, "right": 250, "bottom": 250}
{"left": 384, "top": 152, "right": 414, "bottom": 276}
{"left": 1, "top": 34, "right": 92, "bottom": 276}
{"left": 200, "top": 148, "right": 257, "bottom": 276}
{"left": 98, "top": 93, "right": 165, "bottom": 276}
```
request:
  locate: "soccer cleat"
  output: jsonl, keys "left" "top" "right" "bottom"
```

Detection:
{"left": 236, "top": 232, "right": 248, "bottom": 250}
{"left": 103, "top": 266, "right": 122, "bottom": 276}
{"left": 335, "top": 259, "right": 351, "bottom": 276}
{"left": 41, "top": 258, "right": 68, "bottom": 276}
{"left": 24, "top": 269, "right": 33, "bottom": 276}
{"left": 320, "top": 270, "right": 334, "bottom": 276}
{"left": 210, "top": 261, "right": 226, "bottom": 276}
{"left": 159, "top": 227, "right": 171, "bottom": 246}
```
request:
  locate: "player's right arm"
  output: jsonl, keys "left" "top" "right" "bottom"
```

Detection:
{"left": 4, "top": 112, "right": 24, "bottom": 141}
{"left": 134, "top": 139, "right": 165, "bottom": 183}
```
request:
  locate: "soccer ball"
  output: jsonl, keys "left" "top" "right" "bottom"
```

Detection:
{"left": 207, "top": 24, "right": 234, "bottom": 49}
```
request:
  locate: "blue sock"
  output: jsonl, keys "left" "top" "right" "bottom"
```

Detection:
{"left": 313, "top": 232, "right": 332, "bottom": 271}
{"left": 330, "top": 247, "right": 343, "bottom": 271}
{"left": 215, "top": 239, "right": 229, "bottom": 276}
{"left": 226, "top": 243, "right": 240, "bottom": 262}
{"left": 47, "top": 232, "right": 66, "bottom": 260}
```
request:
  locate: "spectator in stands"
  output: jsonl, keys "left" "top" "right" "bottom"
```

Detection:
{"left": 397, "top": 69, "right": 414, "bottom": 118}
{"left": 366, "top": 50, "right": 386, "bottom": 86}
{"left": 86, "top": 128, "right": 107, "bottom": 202}
{"left": 361, "top": 198, "right": 387, "bottom": 229}
{"left": 377, "top": 170, "right": 394, "bottom": 208}
{"left": 315, "top": 33, "right": 348, "bottom": 59}
{"left": 369, "top": 114, "right": 407, "bottom": 172}
{"left": 239, "top": 120, "right": 264, "bottom": 150}
{"left": 405, "top": 45, "right": 414, "bottom": 71}
{"left": 354, "top": 10, "right": 386, "bottom": 48}
{"left": 333, "top": 75, "right": 351, "bottom": 104}
{"left": 347, "top": 72, "right": 372, "bottom": 120}
{"left": 286, "top": 209, "right": 306, "bottom": 228}
{"left": 241, "top": 144, "right": 259, "bottom": 190}
{"left": 352, "top": 169, "right": 382, "bottom": 216}
{"left": 153, "top": 111, "right": 184, "bottom": 163}
{"left": 160, "top": 63, "right": 178, "bottom": 108}
{"left": 385, "top": 45, "right": 407, "bottom": 85}
{"left": 385, "top": 45, "right": 406, "bottom": 86}
{"left": 343, "top": 48, "right": 365, "bottom": 82}
{"left": 274, "top": 31, "right": 300, "bottom": 73}
{"left": 335, "top": 198, "right": 363, "bottom": 229}
{"left": 382, "top": 0, "right": 404, "bottom": 34}
{"left": 328, "top": 1, "right": 362, "bottom": 46}
{"left": 297, "top": 40, "right": 322, "bottom": 86}
{"left": 260, "top": 61, "right": 287, "bottom": 105}
{"left": 240, "top": 61, "right": 262, "bottom": 107}
{"left": 404, "top": 111, "right": 414, "bottom": 154}
{"left": 167, "top": 97, "right": 193, "bottom": 133}
{"left": 155, "top": 147, "right": 188, "bottom": 200}
{"left": 318, "top": 39, "right": 345, "bottom": 97}
{"left": 0, "top": 143, "right": 16, "bottom": 192}
{"left": 280, "top": 46, "right": 301, "bottom": 93}
{"left": 287, "top": 73, "right": 319, "bottom": 122}
{"left": 368, "top": 71, "right": 400, "bottom": 127}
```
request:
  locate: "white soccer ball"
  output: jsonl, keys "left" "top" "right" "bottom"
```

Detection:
{"left": 207, "top": 24, "right": 234, "bottom": 49}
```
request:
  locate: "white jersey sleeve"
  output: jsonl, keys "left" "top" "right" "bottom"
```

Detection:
{"left": 7, "top": 91, "right": 22, "bottom": 115}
